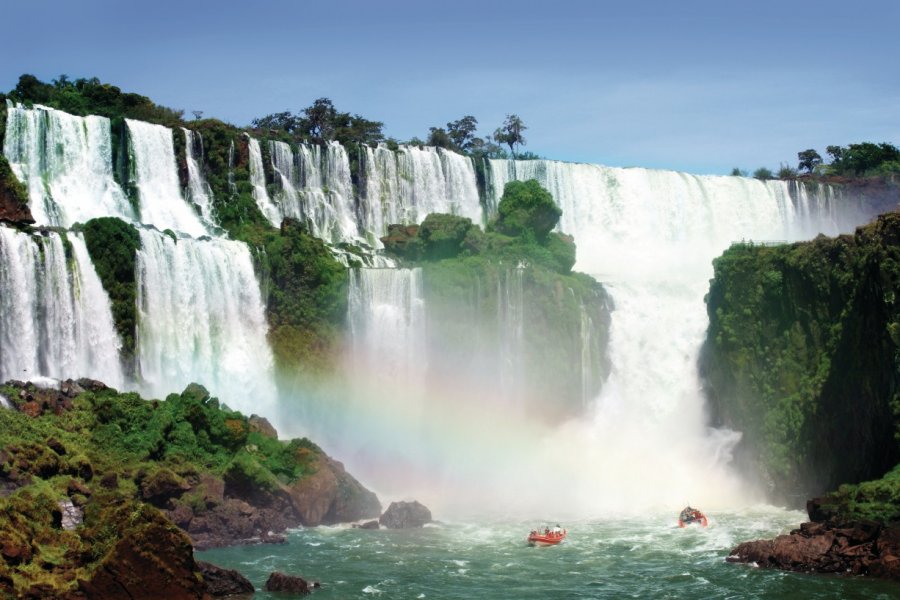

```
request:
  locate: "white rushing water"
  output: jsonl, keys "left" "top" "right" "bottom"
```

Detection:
{"left": 3, "top": 102, "right": 136, "bottom": 227}
{"left": 478, "top": 158, "right": 868, "bottom": 516}
{"left": 135, "top": 228, "right": 277, "bottom": 417}
{"left": 0, "top": 226, "right": 124, "bottom": 388}
{"left": 361, "top": 144, "right": 483, "bottom": 245}
{"left": 248, "top": 136, "right": 282, "bottom": 226}
{"left": 332, "top": 158, "right": 874, "bottom": 517}
{"left": 183, "top": 128, "right": 215, "bottom": 223}
{"left": 125, "top": 119, "right": 209, "bottom": 237}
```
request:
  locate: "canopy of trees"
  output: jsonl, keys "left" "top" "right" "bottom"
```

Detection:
{"left": 250, "top": 97, "right": 384, "bottom": 146}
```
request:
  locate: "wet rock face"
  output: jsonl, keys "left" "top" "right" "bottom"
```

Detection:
{"left": 379, "top": 500, "right": 432, "bottom": 529}
{"left": 727, "top": 519, "right": 900, "bottom": 580}
{"left": 264, "top": 571, "right": 320, "bottom": 594}
{"left": 198, "top": 560, "right": 255, "bottom": 597}
{"left": 77, "top": 502, "right": 208, "bottom": 600}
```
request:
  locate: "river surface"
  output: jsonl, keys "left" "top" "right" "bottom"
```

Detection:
{"left": 197, "top": 506, "right": 898, "bottom": 599}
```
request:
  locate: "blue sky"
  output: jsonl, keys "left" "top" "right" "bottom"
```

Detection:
{"left": 3, "top": 0, "right": 898, "bottom": 175}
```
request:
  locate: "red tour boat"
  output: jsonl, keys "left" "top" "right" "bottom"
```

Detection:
{"left": 527, "top": 525, "right": 567, "bottom": 546}
{"left": 678, "top": 506, "right": 708, "bottom": 527}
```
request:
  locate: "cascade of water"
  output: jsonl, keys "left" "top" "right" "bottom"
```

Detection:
{"left": 497, "top": 265, "right": 525, "bottom": 411}
{"left": 268, "top": 140, "right": 300, "bottom": 219}
{"left": 361, "top": 145, "right": 483, "bottom": 244}
{"left": 361, "top": 144, "right": 400, "bottom": 245}
{"left": 183, "top": 128, "right": 215, "bottom": 222}
{"left": 480, "top": 159, "right": 870, "bottom": 513}
{"left": 3, "top": 103, "right": 136, "bottom": 227}
{"left": 0, "top": 226, "right": 124, "bottom": 387}
{"left": 339, "top": 268, "right": 427, "bottom": 487}
{"left": 0, "top": 394, "right": 9, "bottom": 409}
{"left": 247, "top": 137, "right": 282, "bottom": 227}
{"left": 135, "top": 228, "right": 277, "bottom": 417}
{"left": 125, "top": 119, "right": 208, "bottom": 237}
{"left": 293, "top": 142, "right": 360, "bottom": 244}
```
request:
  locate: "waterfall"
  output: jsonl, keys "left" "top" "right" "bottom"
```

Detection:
{"left": 3, "top": 103, "right": 136, "bottom": 227}
{"left": 125, "top": 119, "right": 209, "bottom": 237}
{"left": 293, "top": 141, "right": 359, "bottom": 244}
{"left": 248, "top": 136, "right": 281, "bottom": 226}
{"left": 135, "top": 228, "right": 276, "bottom": 417}
{"left": 497, "top": 265, "right": 525, "bottom": 410}
{"left": 268, "top": 140, "right": 300, "bottom": 219}
{"left": 183, "top": 128, "right": 215, "bottom": 222}
{"left": 480, "top": 158, "right": 869, "bottom": 513}
{"left": 361, "top": 145, "right": 483, "bottom": 244}
{"left": 0, "top": 225, "right": 124, "bottom": 388}
{"left": 334, "top": 268, "right": 427, "bottom": 488}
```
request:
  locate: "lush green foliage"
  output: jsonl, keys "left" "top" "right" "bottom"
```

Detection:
{"left": 826, "top": 142, "right": 900, "bottom": 176}
{"left": 256, "top": 219, "right": 350, "bottom": 373}
{"left": 0, "top": 154, "right": 30, "bottom": 212}
{"left": 250, "top": 97, "right": 384, "bottom": 146}
{"left": 78, "top": 217, "right": 141, "bottom": 370}
{"left": 814, "top": 464, "right": 900, "bottom": 523}
{"left": 7, "top": 74, "right": 185, "bottom": 126}
{"left": 491, "top": 179, "right": 562, "bottom": 241}
{"left": 0, "top": 382, "right": 323, "bottom": 595}
{"left": 703, "top": 214, "right": 900, "bottom": 501}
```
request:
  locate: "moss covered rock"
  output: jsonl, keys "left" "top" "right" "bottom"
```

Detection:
{"left": 702, "top": 212, "right": 900, "bottom": 502}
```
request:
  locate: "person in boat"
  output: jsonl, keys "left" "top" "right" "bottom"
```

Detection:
{"left": 680, "top": 506, "right": 696, "bottom": 522}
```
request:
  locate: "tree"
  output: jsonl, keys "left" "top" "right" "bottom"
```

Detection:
{"left": 303, "top": 97, "right": 337, "bottom": 141}
{"left": 191, "top": 110, "right": 204, "bottom": 120}
{"left": 753, "top": 167, "right": 774, "bottom": 180}
{"left": 492, "top": 179, "right": 560, "bottom": 240}
{"left": 251, "top": 111, "right": 300, "bottom": 133}
{"left": 493, "top": 114, "right": 527, "bottom": 157}
{"left": 427, "top": 127, "right": 453, "bottom": 149}
{"left": 446, "top": 115, "right": 478, "bottom": 151}
{"left": 797, "top": 149, "right": 822, "bottom": 174}
{"left": 777, "top": 163, "right": 798, "bottom": 179}
{"left": 335, "top": 114, "right": 384, "bottom": 145}
{"left": 730, "top": 167, "right": 748, "bottom": 177}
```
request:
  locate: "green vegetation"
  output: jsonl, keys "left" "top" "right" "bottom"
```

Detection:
{"left": 6, "top": 74, "right": 185, "bottom": 126}
{"left": 250, "top": 97, "right": 385, "bottom": 147}
{"left": 78, "top": 217, "right": 141, "bottom": 371}
{"left": 826, "top": 142, "right": 900, "bottom": 177}
{"left": 813, "top": 464, "right": 900, "bottom": 523}
{"left": 491, "top": 179, "right": 562, "bottom": 241}
{"left": 0, "top": 381, "right": 323, "bottom": 596}
{"left": 702, "top": 213, "right": 900, "bottom": 501}
{"left": 256, "top": 219, "right": 350, "bottom": 374}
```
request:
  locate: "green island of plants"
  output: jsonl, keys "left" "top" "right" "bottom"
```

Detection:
{"left": 381, "top": 179, "right": 611, "bottom": 420}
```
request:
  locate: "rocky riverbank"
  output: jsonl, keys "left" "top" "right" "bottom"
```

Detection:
{"left": 727, "top": 487, "right": 900, "bottom": 581}
{"left": 0, "top": 378, "right": 381, "bottom": 597}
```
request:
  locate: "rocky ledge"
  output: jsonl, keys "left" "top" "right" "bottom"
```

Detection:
{"left": 727, "top": 501, "right": 900, "bottom": 580}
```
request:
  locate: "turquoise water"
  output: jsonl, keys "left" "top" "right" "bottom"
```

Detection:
{"left": 197, "top": 507, "right": 899, "bottom": 599}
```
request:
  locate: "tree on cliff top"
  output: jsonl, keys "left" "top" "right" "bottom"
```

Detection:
{"left": 797, "top": 149, "right": 822, "bottom": 174}
{"left": 493, "top": 114, "right": 527, "bottom": 158}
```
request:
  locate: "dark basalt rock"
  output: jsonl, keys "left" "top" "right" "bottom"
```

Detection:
{"left": 727, "top": 519, "right": 900, "bottom": 580}
{"left": 379, "top": 500, "right": 432, "bottom": 529}
{"left": 264, "top": 571, "right": 320, "bottom": 594}
{"left": 198, "top": 560, "right": 255, "bottom": 597}
{"left": 77, "top": 501, "right": 208, "bottom": 599}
